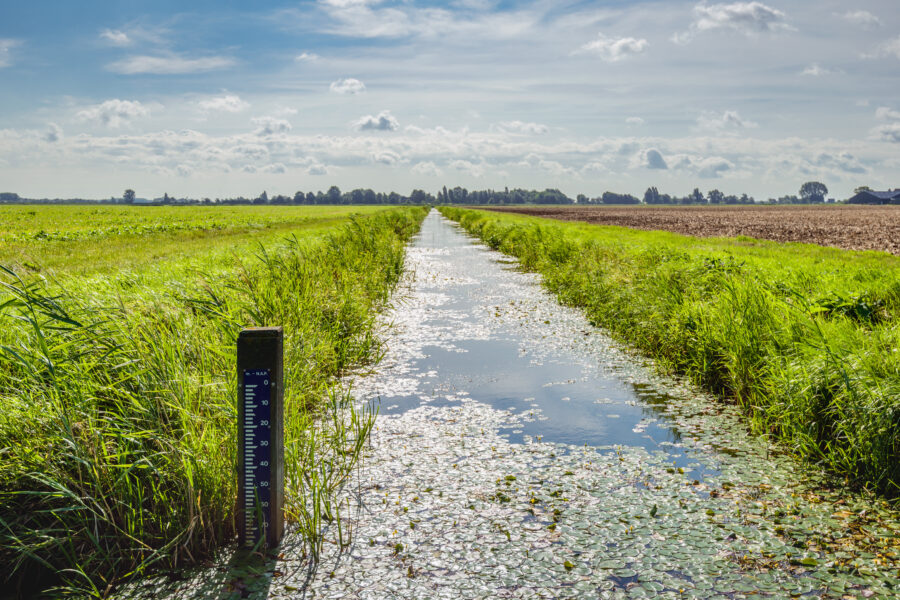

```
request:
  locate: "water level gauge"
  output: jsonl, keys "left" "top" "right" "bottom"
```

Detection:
{"left": 237, "top": 328, "right": 284, "bottom": 549}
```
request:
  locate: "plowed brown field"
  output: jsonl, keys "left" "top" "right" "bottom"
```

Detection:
{"left": 484, "top": 205, "right": 900, "bottom": 255}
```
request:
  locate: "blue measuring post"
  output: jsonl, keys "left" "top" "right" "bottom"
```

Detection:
{"left": 242, "top": 369, "right": 272, "bottom": 545}
{"left": 237, "top": 328, "right": 284, "bottom": 549}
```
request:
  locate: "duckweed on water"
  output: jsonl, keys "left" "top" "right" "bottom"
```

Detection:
{"left": 440, "top": 206, "right": 900, "bottom": 499}
{"left": 124, "top": 211, "right": 899, "bottom": 599}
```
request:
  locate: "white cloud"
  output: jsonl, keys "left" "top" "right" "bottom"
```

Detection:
{"left": 577, "top": 34, "right": 648, "bottom": 61}
{"left": 0, "top": 116, "right": 892, "bottom": 198}
{"left": 518, "top": 153, "right": 542, "bottom": 168}
{"left": 838, "top": 10, "right": 881, "bottom": 29}
{"left": 814, "top": 152, "right": 867, "bottom": 174}
{"left": 674, "top": 2, "right": 791, "bottom": 44}
{"left": 696, "top": 157, "right": 734, "bottom": 178}
{"left": 320, "top": 2, "right": 412, "bottom": 38}
{"left": 668, "top": 155, "right": 694, "bottom": 170}
{"left": 0, "top": 39, "right": 20, "bottom": 68}
{"left": 625, "top": 117, "right": 645, "bottom": 126}
{"left": 372, "top": 150, "right": 402, "bottom": 165}
{"left": 867, "top": 36, "right": 900, "bottom": 60}
{"left": 100, "top": 29, "right": 131, "bottom": 46}
{"left": 513, "top": 153, "right": 573, "bottom": 176}
{"left": 320, "top": 0, "right": 377, "bottom": 8}
{"left": 44, "top": 123, "right": 63, "bottom": 143}
{"left": 310, "top": 0, "right": 538, "bottom": 40}
{"left": 644, "top": 148, "right": 668, "bottom": 170}
{"left": 330, "top": 78, "right": 366, "bottom": 94}
{"left": 199, "top": 94, "right": 250, "bottom": 113}
{"left": 536, "top": 159, "right": 575, "bottom": 177}
{"left": 412, "top": 161, "right": 442, "bottom": 176}
{"left": 99, "top": 25, "right": 169, "bottom": 47}
{"left": 872, "top": 107, "right": 900, "bottom": 143}
{"left": 107, "top": 54, "right": 235, "bottom": 74}
{"left": 581, "top": 160, "right": 609, "bottom": 174}
{"left": 875, "top": 107, "right": 900, "bottom": 121}
{"left": 233, "top": 142, "right": 269, "bottom": 160}
{"left": 494, "top": 120, "right": 548, "bottom": 135}
{"left": 801, "top": 63, "right": 833, "bottom": 77}
{"left": 261, "top": 162, "right": 287, "bottom": 174}
{"left": 295, "top": 52, "right": 319, "bottom": 61}
{"left": 450, "top": 159, "right": 485, "bottom": 177}
{"left": 353, "top": 110, "right": 399, "bottom": 131}
{"left": 252, "top": 117, "right": 292, "bottom": 136}
{"left": 872, "top": 123, "right": 900, "bottom": 143}
{"left": 697, "top": 110, "right": 758, "bottom": 131}
{"left": 695, "top": 2, "right": 790, "bottom": 32}
{"left": 452, "top": 0, "right": 497, "bottom": 9}
{"left": 76, "top": 99, "right": 150, "bottom": 128}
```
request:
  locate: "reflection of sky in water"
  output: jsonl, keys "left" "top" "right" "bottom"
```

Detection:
{"left": 359, "top": 211, "right": 718, "bottom": 480}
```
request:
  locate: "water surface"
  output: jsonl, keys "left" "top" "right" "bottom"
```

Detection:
{"left": 121, "top": 210, "right": 899, "bottom": 600}
{"left": 354, "top": 210, "right": 715, "bottom": 477}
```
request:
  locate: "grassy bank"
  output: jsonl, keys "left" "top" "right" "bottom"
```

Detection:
{"left": 440, "top": 207, "right": 900, "bottom": 499}
{"left": 0, "top": 206, "right": 427, "bottom": 596}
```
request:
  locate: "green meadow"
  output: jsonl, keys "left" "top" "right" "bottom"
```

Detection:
{"left": 0, "top": 205, "right": 428, "bottom": 596}
{"left": 441, "top": 207, "right": 900, "bottom": 500}
{"left": 0, "top": 205, "right": 388, "bottom": 275}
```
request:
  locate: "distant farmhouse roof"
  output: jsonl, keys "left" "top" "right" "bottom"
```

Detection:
{"left": 848, "top": 189, "right": 900, "bottom": 204}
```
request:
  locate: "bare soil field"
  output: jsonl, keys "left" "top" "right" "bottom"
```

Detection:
{"left": 485, "top": 205, "right": 900, "bottom": 255}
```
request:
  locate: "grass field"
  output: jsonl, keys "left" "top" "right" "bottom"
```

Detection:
{"left": 0, "top": 205, "right": 428, "bottom": 596}
{"left": 440, "top": 207, "right": 900, "bottom": 500}
{"left": 0, "top": 205, "right": 387, "bottom": 275}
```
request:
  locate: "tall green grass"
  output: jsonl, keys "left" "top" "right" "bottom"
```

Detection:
{"left": 441, "top": 207, "right": 900, "bottom": 500}
{"left": 0, "top": 207, "right": 427, "bottom": 596}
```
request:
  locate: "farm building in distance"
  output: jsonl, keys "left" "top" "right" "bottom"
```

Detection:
{"left": 847, "top": 189, "right": 900, "bottom": 204}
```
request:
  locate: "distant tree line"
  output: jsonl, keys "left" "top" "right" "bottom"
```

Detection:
{"left": 216, "top": 186, "right": 436, "bottom": 206}
{"left": 0, "top": 187, "right": 436, "bottom": 206}
{"left": 1, "top": 180, "right": 877, "bottom": 206}
{"left": 0, "top": 192, "right": 137, "bottom": 205}
{"left": 430, "top": 186, "right": 750, "bottom": 205}
{"left": 435, "top": 187, "right": 573, "bottom": 204}
{"left": 430, "top": 182, "right": 834, "bottom": 205}
{"left": 639, "top": 187, "right": 755, "bottom": 205}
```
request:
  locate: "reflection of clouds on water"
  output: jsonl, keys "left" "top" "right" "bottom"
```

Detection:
{"left": 119, "top": 211, "right": 900, "bottom": 599}
{"left": 350, "top": 211, "right": 710, "bottom": 469}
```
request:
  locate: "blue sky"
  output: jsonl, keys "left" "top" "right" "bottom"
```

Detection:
{"left": 1, "top": 0, "right": 898, "bottom": 199}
